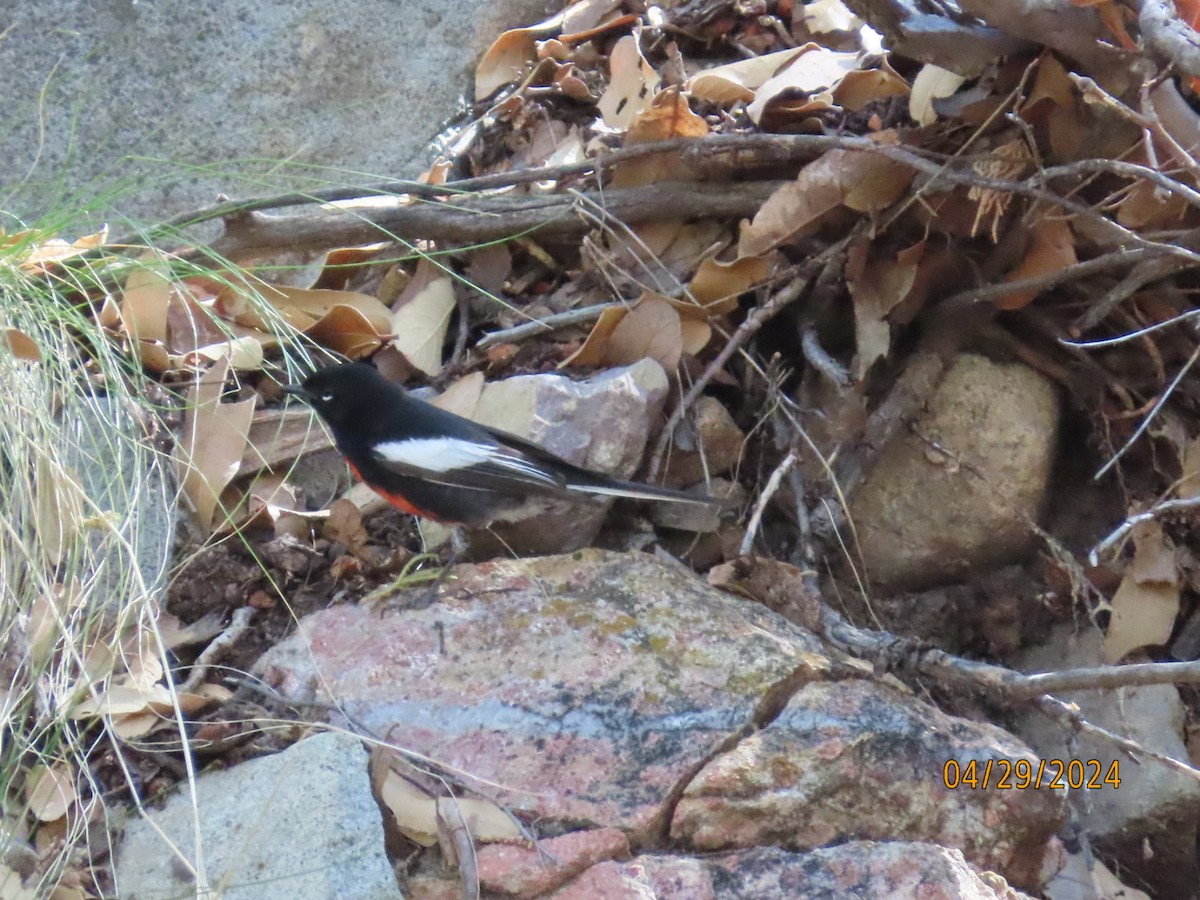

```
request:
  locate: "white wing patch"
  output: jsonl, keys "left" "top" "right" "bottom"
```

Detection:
{"left": 373, "top": 437, "right": 561, "bottom": 487}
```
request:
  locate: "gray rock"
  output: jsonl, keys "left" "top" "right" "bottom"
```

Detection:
{"left": 423, "top": 359, "right": 671, "bottom": 554}
{"left": 114, "top": 731, "right": 400, "bottom": 899}
{"left": 60, "top": 392, "right": 175, "bottom": 627}
{"left": 1, "top": 0, "right": 553, "bottom": 226}
{"left": 1015, "top": 626, "right": 1200, "bottom": 898}
{"left": 850, "top": 354, "right": 1060, "bottom": 591}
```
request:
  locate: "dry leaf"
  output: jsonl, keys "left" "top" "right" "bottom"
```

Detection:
{"left": 476, "top": 29, "right": 539, "bottom": 100}
{"left": 597, "top": 34, "right": 659, "bottom": 130}
{"left": 378, "top": 769, "right": 439, "bottom": 847}
{"left": 34, "top": 455, "right": 85, "bottom": 566}
{"left": 306, "top": 304, "right": 391, "bottom": 359}
{"left": 1104, "top": 520, "right": 1180, "bottom": 662}
{"left": 909, "top": 64, "right": 966, "bottom": 126}
{"left": 679, "top": 316, "right": 713, "bottom": 355}
{"left": 996, "top": 218, "right": 1077, "bottom": 310}
{"left": 746, "top": 44, "right": 860, "bottom": 124}
{"left": 324, "top": 498, "right": 368, "bottom": 556}
{"left": 560, "top": 305, "right": 627, "bottom": 368}
{"left": 390, "top": 260, "right": 457, "bottom": 376}
{"left": 738, "top": 144, "right": 913, "bottom": 256}
{"left": 604, "top": 293, "right": 684, "bottom": 371}
{"left": 436, "top": 797, "right": 523, "bottom": 842}
{"left": 848, "top": 241, "right": 923, "bottom": 378}
{"left": 688, "top": 255, "right": 771, "bottom": 315}
{"left": 120, "top": 264, "right": 173, "bottom": 345}
{"left": 0, "top": 864, "right": 37, "bottom": 900}
{"left": 561, "top": 0, "right": 623, "bottom": 33}
{"left": 25, "top": 764, "right": 76, "bottom": 823}
{"left": 799, "top": 0, "right": 861, "bottom": 35}
{"left": 2, "top": 328, "right": 41, "bottom": 362}
{"left": 175, "top": 357, "right": 257, "bottom": 530}
{"left": 833, "top": 66, "right": 910, "bottom": 111}
{"left": 611, "top": 89, "right": 709, "bottom": 188}
{"left": 687, "top": 47, "right": 808, "bottom": 105}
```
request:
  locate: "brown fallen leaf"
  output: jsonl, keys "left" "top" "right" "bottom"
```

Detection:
{"left": 909, "top": 64, "right": 966, "bottom": 126}
{"left": 476, "top": 26, "right": 544, "bottom": 101}
{"left": 848, "top": 240, "right": 924, "bottom": 378}
{"left": 432, "top": 371, "right": 486, "bottom": 419}
{"left": 606, "top": 294, "right": 683, "bottom": 372}
{"left": 746, "top": 44, "right": 860, "bottom": 124}
{"left": 738, "top": 141, "right": 913, "bottom": 257}
{"left": 611, "top": 88, "right": 709, "bottom": 188}
{"left": 24, "top": 763, "right": 76, "bottom": 823}
{"left": 996, "top": 217, "right": 1077, "bottom": 310}
{"left": 688, "top": 254, "right": 772, "bottom": 316}
{"left": 560, "top": 305, "right": 628, "bottom": 368}
{"left": 175, "top": 357, "right": 257, "bottom": 530}
{"left": 1104, "top": 519, "right": 1181, "bottom": 663}
{"left": 687, "top": 47, "right": 808, "bottom": 105}
{"left": 390, "top": 259, "right": 457, "bottom": 376}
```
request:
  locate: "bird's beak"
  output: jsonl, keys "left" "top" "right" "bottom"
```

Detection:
{"left": 280, "top": 384, "right": 308, "bottom": 399}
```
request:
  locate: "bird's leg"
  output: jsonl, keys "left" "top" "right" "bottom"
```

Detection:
{"left": 409, "top": 525, "right": 467, "bottom": 609}
{"left": 365, "top": 526, "right": 467, "bottom": 614}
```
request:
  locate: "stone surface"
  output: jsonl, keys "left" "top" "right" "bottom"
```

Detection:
{"left": 1, "top": 0, "right": 554, "bottom": 226}
{"left": 256, "top": 549, "right": 823, "bottom": 838}
{"left": 659, "top": 396, "right": 746, "bottom": 489}
{"left": 422, "top": 359, "right": 672, "bottom": 554}
{"left": 672, "top": 678, "right": 1063, "bottom": 888}
{"left": 543, "top": 843, "right": 1030, "bottom": 899}
{"left": 255, "top": 549, "right": 1060, "bottom": 891}
{"left": 850, "top": 354, "right": 1060, "bottom": 591}
{"left": 113, "top": 732, "right": 399, "bottom": 899}
{"left": 1016, "top": 625, "right": 1200, "bottom": 898}
{"left": 475, "top": 827, "right": 630, "bottom": 896}
{"left": 61, "top": 392, "right": 176, "bottom": 625}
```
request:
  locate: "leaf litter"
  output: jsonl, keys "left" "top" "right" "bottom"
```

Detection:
{"left": 15, "top": 1, "right": 1200, "bottom": 895}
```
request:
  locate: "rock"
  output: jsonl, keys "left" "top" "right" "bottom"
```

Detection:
{"left": 59, "top": 394, "right": 176, "bottom": 625}
{"left": 255, "top": 549, "right": 1061, "bottom": 890}
{"left": 476, "top": 828, "right": 630, "bottom": 896}
{"left": 545, "top": 844, "right": 1031, "bottom": 899}
{"left": 113, "top": 732, "right": 399, "bottom": 899}
{"left": 660, "top": 396, "right": 746, "bottom": 489}
{"left": 1, "top": 0, "right": 553, "bottom": 223}
{"left": 672, "top": 678, "right": 1062, "bottom": 888}
{"left": 1015, "top": 625, "right": 1200, "bottom": 898}
{"left": 422, "top": 359, "right": 671, "bottom": 554}
{"left": 850, "top": 354, "right": 1060, "bottom": 591}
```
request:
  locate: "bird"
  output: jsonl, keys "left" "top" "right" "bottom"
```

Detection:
{"left": 282, "top": 362, "right": 724, "bottom": 530}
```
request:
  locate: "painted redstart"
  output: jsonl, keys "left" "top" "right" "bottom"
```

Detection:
{"left": 283, "top": 362, "right": 723, "bottom": 528}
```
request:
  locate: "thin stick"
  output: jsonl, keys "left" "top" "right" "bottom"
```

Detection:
{"left": 475, "top": 303, "right": 619, "bottom": 349}
{"left": 740, "top": 450, "right": 798, "bottom": 556}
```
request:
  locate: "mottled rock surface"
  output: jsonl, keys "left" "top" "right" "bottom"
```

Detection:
{"left": 851, "top": 354, "right": 1060, "bottom": 590}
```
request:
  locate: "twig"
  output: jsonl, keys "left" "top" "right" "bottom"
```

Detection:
{"left": 647, "top": 236, "right": 854, "bottom": 480}
{"left": 1035, "top": 693, "right": 1200, "bottom": 783}
{"left": 475, "top": 303, "right": 619, "bottom": 349}
{"left": 1139, "top": 0, "right": 1200, "bottom": 82}
{"left": 1090, "top": 494, "right": 1200, "bottom": 564}
{"left": 938, "top": 250, "right": 1152, "bottom": 312}
{"left": 202, "top": 181, "right": 783, "bottom": 261}
{"left": 740, "top": 450, "right": 798, "bottom": 556}
{"left": 800, "top": 327, "right": 851, "bottom": 388}
{"left": 182, "top": 607, "right": 256, "bottom": 693}
{"left": 1093, "top": 340, "right": 1200, "bottom": 479}
{"left": 1070, "top": 254, "right": 1191, "bottom": 335}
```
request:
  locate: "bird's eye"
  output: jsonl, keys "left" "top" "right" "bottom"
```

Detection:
{"left": 320, "top": 392, "right": 334, "bottom": 403}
